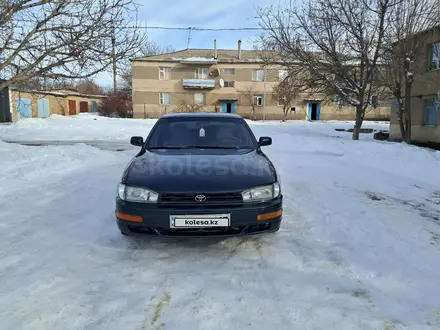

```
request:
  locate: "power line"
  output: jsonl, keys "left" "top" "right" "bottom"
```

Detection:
{"left": 126, "top": 26, "right": 265, "bottom": 31}
{"left": 12, "top": 20, "right": 266, "bottom": 31}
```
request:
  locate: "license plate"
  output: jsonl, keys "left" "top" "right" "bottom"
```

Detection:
{"left": 170, "top": 214, "right": 230, "bottom": 228}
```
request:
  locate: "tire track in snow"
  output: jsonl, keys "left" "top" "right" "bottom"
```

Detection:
{"left": 252, "top": 236, "right": 296, "bottom": 329}
{"left": 326, "top": 250, "right": 362, "bottom": 283}
{"left": 427, "top": 308, "right": 440, "bottom": 328}
{"left": 139, "top": 271, "right": 173, "bottom": 330}
{"left": 213, "top": 201, "right": 313, "bottom": 329}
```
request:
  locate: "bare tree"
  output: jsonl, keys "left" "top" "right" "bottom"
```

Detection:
{"left": 257, "top": 0, "right": 392, "bottom": 140}
{"left": 271, "top": 73, "right": 300, "bottom": 121}
{"left": 140, "top": 43, "right": 175, "bottom": 59}
{"left": 75, "top": 79, "right": 103, "bottom": 95}
{"left": 172, "top": 93, "right": 205, "bottom": 113}
{"left": 173, "top": 100, "right": 204, "bottom": 113}
{"left": 0, "top": 0, "right": 146, "bottom": 90}
{"left": 380, "top": 0, "right": 440, "bottom": 142}
{"left": 240, "top": 86, "right": 258, "bottom": 120}
{"left": 12, "top": 76, "right": 43, "bottom": 91}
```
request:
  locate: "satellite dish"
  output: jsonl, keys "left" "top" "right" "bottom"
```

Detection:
{"left": 219, "top": 78, "right": 224, "bottom": 87}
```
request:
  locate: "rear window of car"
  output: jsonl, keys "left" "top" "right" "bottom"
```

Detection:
{"left": 146, "top": 117, "right": 257, "bottom": 149}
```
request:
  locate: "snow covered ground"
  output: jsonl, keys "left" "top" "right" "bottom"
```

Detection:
{"left": 1, "top": 115, "right": 440, "bottom": 330}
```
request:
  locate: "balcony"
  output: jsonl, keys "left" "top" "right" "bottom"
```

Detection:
{"left": 182, "top": 79, "right": 215, "bottom": 89}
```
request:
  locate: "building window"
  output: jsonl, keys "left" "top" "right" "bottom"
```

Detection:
{"left": 369, "top": 95, "right": 379, "bottom": 108}
{"left": 195, "top": 68, "right": 208, "bottom": 79}
{"left": 429, "top": 42, "right": 440, "bottom": 71}
{"left": 252, "top": 69, "right": 265, "bottom": 82}
{"left": 254, "top": 95, "right": 263, "bottom": 106}
{"left": 194, "top": 93, "right": 206, "bottom": 105}
{"left": 279, "top": 69, "right": 288, "bottom": 81}
{"left": 424, "top": 99, "right": 439, "bottom": 125}
{"left": 334, "top": 94, "right": 349, "bottom": 107}
{"left": 278, "top": 97, "right": 285, "bottom": 106}
{"left": 159, "top": 67, "right": 171, "bottom": 80}
{"left": 159, "top": 92, "right": 171, "bottom": 106}
{"left": 224, "top": 68, "right": 235, "bottom": 75}
{"left": 224, "top": 81, "right": 235, "bottom": 88}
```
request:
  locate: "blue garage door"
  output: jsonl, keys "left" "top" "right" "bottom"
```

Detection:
{"left": 16, "top": 98, "right": 32, "bottom": 118}
{"left": 37, "top": 98, "right": 49, "bottom": 118}
{"left": 90, "top": 101, "right": 97, "bottom": 113}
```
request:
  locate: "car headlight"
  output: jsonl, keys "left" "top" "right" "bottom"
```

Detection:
{"left": 117, "top": 183, "right": 158, "bottom": 203}
{"left": 242, "top": 182, "right": 281, "bottom": 202}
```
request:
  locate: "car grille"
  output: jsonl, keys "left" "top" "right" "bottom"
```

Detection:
{"left": 159, "top": 192, "right": 243, "bottom": 205}
{"left": 128, "top": 223, "right": 273, "bottom": 236}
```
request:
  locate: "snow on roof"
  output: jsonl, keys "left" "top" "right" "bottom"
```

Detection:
{"left": 180, "top": 57, "right": 217, "bottom": 63}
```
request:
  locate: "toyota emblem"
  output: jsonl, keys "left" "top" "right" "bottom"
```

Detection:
{"left": 195, "top": 194, "right": 207, "bottom": 202}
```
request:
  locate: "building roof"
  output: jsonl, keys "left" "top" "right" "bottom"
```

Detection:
{"left": 132, "top": 48, "right": 277, "bottom": 64}
{"left": 161, "top": 112, "right": 242, "bottom": 119}
{"left": 411, "top": 24, "right": 440, "bottom": 39}
{"left": 392, "top": 24, "right": 440, "bottom": 46}
{"left": 9, "top": 86, "right": 106, "bottom": 99}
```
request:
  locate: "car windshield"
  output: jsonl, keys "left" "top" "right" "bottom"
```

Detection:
{"left": 145, "top": 117, "right": 257, "bottom": 149}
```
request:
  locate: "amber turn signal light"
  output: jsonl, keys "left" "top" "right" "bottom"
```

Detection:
{"left": 257, "top": 209, "right": 282, "bottom": 221}
{"left": 116, "top": 212, "right": 143, "bottom": 223}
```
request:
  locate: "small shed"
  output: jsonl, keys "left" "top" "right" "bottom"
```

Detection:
{"left": 9, "top": 87, "right": 106, "bottom": 122}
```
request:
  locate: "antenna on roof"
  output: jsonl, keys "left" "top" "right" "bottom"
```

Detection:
{"left": 187, "top": 27, "right": 192, "bottom": 48}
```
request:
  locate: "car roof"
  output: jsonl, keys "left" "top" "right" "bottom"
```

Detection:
{"left": 161, "top": 112, "right": 242, "bottom": 119}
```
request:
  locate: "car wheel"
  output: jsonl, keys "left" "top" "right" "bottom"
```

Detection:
{"left": 120, "top": 230, "right": 131, "bottom": 236}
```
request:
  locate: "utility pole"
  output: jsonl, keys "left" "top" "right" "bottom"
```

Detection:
{"left": 263, "top": 66, "right": 267, "bottom": 121}
{"left": 112, "top": 26, "right": 117, "bottom": 93}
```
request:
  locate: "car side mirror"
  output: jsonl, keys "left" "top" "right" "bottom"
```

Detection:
{"left": 259, "top": 136, "right": 272, "bottom": 147}
{"left": 130, "top": 136, "right": 144, "bottom": 147}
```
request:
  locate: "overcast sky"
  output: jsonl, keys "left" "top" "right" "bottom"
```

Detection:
{"left": 96, "top": 0, "right": 276, "bottom": 87}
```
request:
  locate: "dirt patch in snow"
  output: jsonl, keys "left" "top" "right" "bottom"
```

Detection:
{"left": 352, "top": 289, "right": 370, "bottom": 300}
{"left": 335, "top": 128, "right": 374, "bottom": 133}
{"left": 365, "top": 191, "right": 386, "bottom": 201}
{"left": 364, "top": 191, "right": 440, "bottom": 223}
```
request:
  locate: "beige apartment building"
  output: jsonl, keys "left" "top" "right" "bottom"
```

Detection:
{"left": 132, "top": 41, "right": 390, "bottom": 121}
{"left": 389, "top": 26, "right": 440, "bottom": 144}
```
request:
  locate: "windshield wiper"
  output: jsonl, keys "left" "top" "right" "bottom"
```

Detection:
{"left": 147, "top": 145, "right": 241, "bottom": 150}
{"left": 184, "top": 145, "right": 241, "bottom": 149}
{"left": 146, "top": 146, "right": 187, "bottom": 149}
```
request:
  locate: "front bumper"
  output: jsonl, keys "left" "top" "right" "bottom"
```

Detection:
{"left": 115, "top": 197, "right": 283, "bottom": 237}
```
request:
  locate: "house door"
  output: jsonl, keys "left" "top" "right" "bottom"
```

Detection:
{"left": 308, "top": 103, "right": 321, "bottom": 120}
{"left": 37, "top": 98, "right": 49, "bottom": 118}
{"left": 90, "top": 101, "right": 97, "bottom": 113}
{"left": 79, "top": 101, "right": 88, "bottom": 113}
{"left": 16, "top": 98, "right": 32, "bottom": 118}
{"left": 68, "top": 100, "right": 77, "bottom": 115}
{"left": 230, "top": 103, "right": 236, "bottom": 113}
{"left": 221, "top": 102, "right": 236, "bottom": 113}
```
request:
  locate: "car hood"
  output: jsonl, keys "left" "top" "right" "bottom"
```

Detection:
{"left": 123, "top": 149, "right": 276, "bottom": 193}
